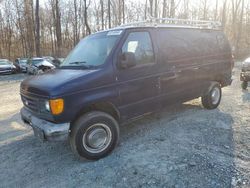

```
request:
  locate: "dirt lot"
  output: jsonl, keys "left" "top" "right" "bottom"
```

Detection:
{"left": 0, "top": 65, "right": 249, "bottom": 188}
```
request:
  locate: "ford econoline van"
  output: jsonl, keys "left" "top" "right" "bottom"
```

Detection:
{"left": 20, "top": 19, "right": 233, "bottom": 160}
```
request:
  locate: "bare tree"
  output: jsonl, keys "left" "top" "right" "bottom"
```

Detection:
{"left": 222, "top": 0, "right": 228, "bottom": 28}
{"left": 24, "top": 0, "right": 34, "bottom": 57}
{"left": 235, "top": 0, "right": 244, "bottom": 56}
{"left": 201, "top": 0, "right": 208, "bottom": 20}
{"left": 122, "top": 0, "right": 125, "bottom": 24}
{"left": 162, "top": 0, "right": 167, "bottom": 18}
{"left": 35, "top": 0, "right": 40, "bottom": 56}
{"left": 149, "top": 0, "right": 153, "bottom": 17}
{"left": 84, "top": 0, "right": 91, "bottom": 34}
{"left": 154, "top": 0, "right": 157, "bottom": 18}
{"left": 108, "top": 0, "right": 111, "bottom": 28}
{"left": 100, "top": 0, "right": 104, "bottom": 29}
{"left": 55, "top": 0, "right": 62, "bottom": 56}
{"left": 170, "top": 0, "right": 175, "bottom": 18}
{"left": 0, "top": 0, "right": 249, "bottom": 60}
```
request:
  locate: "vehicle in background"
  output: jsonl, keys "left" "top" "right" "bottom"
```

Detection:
{"left": 27, "top": 58, "right": 55, "bottom": 75}
{"left": 240, "top": 57, "right": 250, "bottom": 89}
{"left": 42, "top": 56, "right": 54, "bottom": 62}
{"left": 14, "top": 58, "right": 28, "bottom": 73}
{"left": 42, "top": 56, "right": 62, "bottom": 68}
{"left": 20, "top": 18, "right": 233, "bottom": 160}
{"left": 0, "top": 59, "right": 17, "bottom": 74}
{"left": 58, "top": 58, "right": 65, "bottom": 64}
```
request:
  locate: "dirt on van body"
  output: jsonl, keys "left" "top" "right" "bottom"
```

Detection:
{"left": 0, "top": 65, "right": 249, "bottom": 188}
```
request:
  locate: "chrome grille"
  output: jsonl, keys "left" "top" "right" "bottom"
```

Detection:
{"left": 21, "top": 94, "right": 40, "bottom": 112}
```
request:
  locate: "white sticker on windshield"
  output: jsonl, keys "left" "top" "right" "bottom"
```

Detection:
{"left": 107, "top": 30, "right": 123, "bottom": 36}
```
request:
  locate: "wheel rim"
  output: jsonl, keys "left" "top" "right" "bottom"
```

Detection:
{"left": 211, "top": 87, "right": 220, "bottom": 105}
{"left": 82, "top": 123, "right": 112, "bottom": 154}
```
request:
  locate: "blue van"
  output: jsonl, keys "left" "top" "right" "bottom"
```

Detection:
{"left": 20, "top": 19, "right": 233, "bottom": 160}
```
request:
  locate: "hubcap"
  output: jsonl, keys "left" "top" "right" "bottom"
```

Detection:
{"left": 211, "top": 87, "right": 220, "bottom": 105}
{"left": 82, "top": 123, "right": 112, "bottom": 154}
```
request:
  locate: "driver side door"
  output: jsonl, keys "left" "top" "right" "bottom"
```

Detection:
{"left": 114, "top": 30, "right": 160, "bottom": 121}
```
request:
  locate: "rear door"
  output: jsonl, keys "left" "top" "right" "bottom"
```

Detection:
{"left": 114, "top": 29, "right": 160, "bottom": 120}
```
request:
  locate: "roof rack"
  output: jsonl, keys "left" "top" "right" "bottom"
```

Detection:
{"left": 118, "top": 17, "right": 222, "bottom": 30}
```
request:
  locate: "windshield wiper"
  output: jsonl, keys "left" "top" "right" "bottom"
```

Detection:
{"left": 69, "top": 61, "right": 87, "bottom": 65}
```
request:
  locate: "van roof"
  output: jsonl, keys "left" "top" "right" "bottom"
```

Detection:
{"left": 116, "top": 25, "right": 221, "bottom": 30}
{"left": 96, "top": 18, "right": 222, "bottom": 34}
{"left": 95, "top": 25, "right": 221, "bottom": 36}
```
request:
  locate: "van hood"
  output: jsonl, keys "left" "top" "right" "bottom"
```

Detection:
{"left": 21, "top": 68, "right": 100, "bottom": 97}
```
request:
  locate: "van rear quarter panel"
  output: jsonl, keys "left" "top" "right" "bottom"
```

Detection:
{"left": 156, "top": 28, "right": 232, "bottom": 88}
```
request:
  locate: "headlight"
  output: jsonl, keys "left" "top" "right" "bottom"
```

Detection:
{"left": 45, "top": 101, "right": 50, "bottom": 111}
{"left": 49, "top": 98, "right": 64, "bottom": 115}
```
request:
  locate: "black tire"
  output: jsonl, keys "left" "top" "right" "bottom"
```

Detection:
{"left": 69, "top": 111, "right": 119, "bottom": 160}
{"left": 202, "top": 83, "right": 222, "bottom": 110}
{"left": 241, "top": 81, "right": 248, "bottom": 90}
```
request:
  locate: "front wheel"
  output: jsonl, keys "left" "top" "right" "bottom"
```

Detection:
{"left": 69, "top": 111, "right": 119, "bottom": 160}
{"left": 202, "top": 83, "right": 222, "bottom": 110}
{"left": 241, "top": 81, "right": 248, "bottom": 90}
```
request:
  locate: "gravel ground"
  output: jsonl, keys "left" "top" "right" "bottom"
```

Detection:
{"left": 0, "top": 65, "right": 249, "bottom": 188}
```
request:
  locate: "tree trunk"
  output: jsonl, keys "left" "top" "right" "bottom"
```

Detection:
{"left": 149, "top": 0, "right": 153, "bottom": 17}
{"left": 35, "top": 0, "right": 40, "bottom": 57}
{"left": 214, "top": 0, "right": 218, "bottom": 20}
{"left": 73, "top": 0, "right": 78, "bottom": 46}
{"left": 154, "top": 0, "right": 157, "bottom": 18}
{"left": 170, "top": 0, "right": 175, "bottom": 18}
{"left": 100, "top": 0, "right": 104, "bottom": 29}
{"left": 122, "top": 0, "right": 125, "bottom": 24}
{"left": 203, "top": 0, "right": 208, "bottom": 20}
{"left": 144, "top": 0, "right": 148, "bottom": 20}
{"left": 55, "top": 0, "right": 62, "bottom": 56}
{"left": 84, "top": 0, "right": 91, "bottom": 35}
{"left": 24, "top": 0, "right": 34, "bottom": 57}
{"left": 118, "top": 0, "right": 121, "bottom": 25}
{"left": 236, "top": 0, "right": 244, "bottom": 56}
{"left": 162, "top": 0, "right": 167, "bottom": 18}
{"left": 222, "top": 0, "right": 227, "bottom": 29}
{"left": 108, "top": 0, "right": 111, "bottom": 28}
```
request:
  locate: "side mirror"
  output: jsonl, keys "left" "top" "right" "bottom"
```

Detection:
{"left": 119, "top": 52, "right": 136, "bottom": 69}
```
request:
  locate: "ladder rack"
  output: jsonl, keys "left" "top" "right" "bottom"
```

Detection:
{"left": 118, "top": 17, "right": 222, "bottom": 30}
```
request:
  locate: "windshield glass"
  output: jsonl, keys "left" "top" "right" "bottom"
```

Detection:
{"left": 0, "top": 60, "right": 9, "bottom": 65}
{"left": 32, "top": 59, "right": 44, "bottom": 65}
{"left": 20, "top": 59, "right": 27, "bottom": 65}
{"left": 61, "top": 31, "right": 121, "bottom": 68}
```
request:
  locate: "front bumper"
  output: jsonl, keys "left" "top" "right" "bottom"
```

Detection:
{"left": 20, "top": 107, "right": 70, "bottom": 141}
{"left": 240, "top": 72, "right": 250, "bottom": 82}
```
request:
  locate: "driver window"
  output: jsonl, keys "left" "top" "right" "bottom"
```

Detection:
{"left": 122, "top": 32, "right": 154, "bottom": 65}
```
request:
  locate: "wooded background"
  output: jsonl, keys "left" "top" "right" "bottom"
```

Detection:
{"left": 0, "top": 0, "right": 249, "bottom": 60}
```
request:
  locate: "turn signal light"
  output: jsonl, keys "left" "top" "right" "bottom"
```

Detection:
{"left": 49, "top": 99, "right": 64, "bottom": 115}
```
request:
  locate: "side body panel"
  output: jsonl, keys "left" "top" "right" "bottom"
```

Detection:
{"left": 155, "top": 28, "right": 232, "bottom": 107}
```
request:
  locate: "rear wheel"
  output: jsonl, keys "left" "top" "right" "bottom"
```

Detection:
{"left": 202, "top": 83, "right": 222, "bottom": 109}
{"left": 69, "top": 111, "right": 119, "bottom": 160}
{"left": 241, "top": 81, "right": 248, "bottom": 90}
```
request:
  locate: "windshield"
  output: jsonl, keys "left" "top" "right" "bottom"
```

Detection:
{"left": 61, "top": 31, "right": 121, "bottom": 68}
{"left": 20, "top": 59, "right": 27, "bottom": 65}
{"left": 0, "top": 60, "right": 9, "bottom": 65}
{"left": 32, "top": 59, "right": 44, "bottom": 65}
